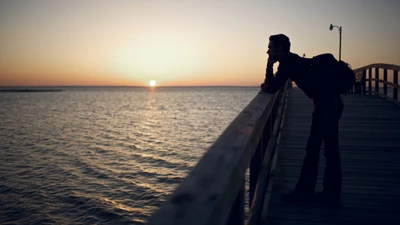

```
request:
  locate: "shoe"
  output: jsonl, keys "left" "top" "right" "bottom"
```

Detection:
{"left": 281, "top": 190, "right": 313, "bottom": 202}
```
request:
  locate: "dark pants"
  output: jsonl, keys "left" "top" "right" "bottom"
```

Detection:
{"left": 294, "top": 95, "right": 344, "bottom": 198}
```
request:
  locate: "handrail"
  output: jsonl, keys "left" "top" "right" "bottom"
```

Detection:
{"left": 367, "top": 78, "right": 400, "bottom": 89}
{"left": 148, "top": 82, "right": 291, "bottom": 225}
{"left": 352, "top": 63, "right": 399, "bottom": 105}
{"left": 353, "top": 63, "right": 400, "bottom": 73}
{"left": 247, "top": 82, "right": 288, "bottom": 225}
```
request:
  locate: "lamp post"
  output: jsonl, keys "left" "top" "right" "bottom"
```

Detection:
{"left": 329, "top": 24, "right": 342, "bottom": 60}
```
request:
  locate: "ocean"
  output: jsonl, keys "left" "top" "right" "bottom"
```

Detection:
{"left": 0, "top": 87, "right": 259, "bottom": 224}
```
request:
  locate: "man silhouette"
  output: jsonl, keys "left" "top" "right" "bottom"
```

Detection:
{"left": 261, "top": 34, "right": 343, "bottom": 207}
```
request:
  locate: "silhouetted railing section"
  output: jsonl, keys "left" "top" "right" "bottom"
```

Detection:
{"left": 148, "top": 81, "right": 291, "bottom": 225}
{"left": 353, "top": 64, "right": 400, "bottom": 104}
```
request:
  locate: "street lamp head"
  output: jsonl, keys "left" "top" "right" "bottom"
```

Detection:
{"left": 329, "top": 24, "right": 333, "bottom": 31}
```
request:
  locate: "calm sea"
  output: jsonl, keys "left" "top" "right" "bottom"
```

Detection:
{"left": 0, "top": 87, "right": 258, "bottom": 225}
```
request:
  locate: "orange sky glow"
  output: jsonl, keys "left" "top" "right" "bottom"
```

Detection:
{"left": 0, "top": 0, "right": 399, "bottom": 87}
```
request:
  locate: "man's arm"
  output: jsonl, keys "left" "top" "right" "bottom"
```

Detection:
{"left": 264, "top": 66, "right": 274, "bottom": 83}
{"left": 261, "top": 65, "right": 290, "bottom": 94}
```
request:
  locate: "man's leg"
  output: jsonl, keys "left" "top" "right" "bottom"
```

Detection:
{"left": 319, "top": 96, "right": 343, "bottom": 204}
{"left": 282, "top": 109, "right": 323, "bottom": 201}
{"left": 296, "top": 109, "right": 324, "bottom": 193}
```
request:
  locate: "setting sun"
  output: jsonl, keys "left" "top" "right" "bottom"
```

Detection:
{"left": 149, "top": 80, "right": 156, "bottom": 87}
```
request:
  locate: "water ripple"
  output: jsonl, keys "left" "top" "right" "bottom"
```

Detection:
{"left": 0, "top": 87, "right": 257, "bottom": 224}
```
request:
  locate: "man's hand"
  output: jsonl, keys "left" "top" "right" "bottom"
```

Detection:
{"left": 260, "top": 82, "right": 268, "bottom": 91}
{"left": 267, "top": 57, "right": 277, "bottom": 67}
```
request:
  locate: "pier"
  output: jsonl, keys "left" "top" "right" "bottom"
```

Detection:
{"left": 149, "top": 63, "right": 400, "bottom": 225}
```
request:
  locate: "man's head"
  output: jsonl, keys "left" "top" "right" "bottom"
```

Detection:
{"left": 267, "top": 34, "right": 291, "bottom": 61}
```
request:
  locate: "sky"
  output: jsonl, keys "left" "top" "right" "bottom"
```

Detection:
{"left": 0, "top": 0, "right": 399, "bottom": 87}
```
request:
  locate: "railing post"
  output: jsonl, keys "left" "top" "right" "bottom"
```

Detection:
{"left": 375, "top": 68, "right": 379, "bottom": 93}
{"left": 249, "top": 139, "right": 262, "bottom": 209}
{"left": 227, "top": 179, "right": 244, "bottom": 225}
{"left": 250, "top": 105, "right": 273, "bottom": 209}
{"left": 394, "top": 70, "right": 398, "bottom": 101}
{"left": 383, "top": 69, "right": 388, "bottom": 96}
{"left": 368, "top": 68, "right": 372, "bottom": 94}
{"left": 362, "top": 70, "right": 367, "bottom": 94}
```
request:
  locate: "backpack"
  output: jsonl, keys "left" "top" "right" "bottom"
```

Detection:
{"left": 307, "top": 53, "right": 356, "bottom": 94}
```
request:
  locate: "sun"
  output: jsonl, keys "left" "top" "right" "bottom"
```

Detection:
{"left": 149, "top": 80, "right": 156, "bottom": 87}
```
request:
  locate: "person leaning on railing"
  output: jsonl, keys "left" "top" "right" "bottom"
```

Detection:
{"left": 260, "top": 34, "right": 343, "bottom": 208}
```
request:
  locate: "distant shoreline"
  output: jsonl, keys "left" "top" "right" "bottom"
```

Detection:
{"left": 0, "top": 89, "right": 62, "bottom": 93}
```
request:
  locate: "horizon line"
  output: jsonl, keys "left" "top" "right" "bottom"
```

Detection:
{"left": 0, "top": 85, "right": 259, "bottom": 88}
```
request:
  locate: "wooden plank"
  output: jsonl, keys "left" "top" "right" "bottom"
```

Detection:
{"left": 268, "top": 210, "right": 400, "bottom": 224}
{"left": 263, "top": 87, "right": 400, "bottom": 225}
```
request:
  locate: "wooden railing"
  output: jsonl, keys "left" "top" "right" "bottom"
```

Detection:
{"left": 148, "top": 81, "right": 291, "bottom": 225}
{"left": 353, "top": 63, "right": 400, "bottom": 105}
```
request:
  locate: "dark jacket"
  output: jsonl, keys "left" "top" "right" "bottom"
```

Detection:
{"left": 262, "top": 53, "right": 319, "bottom": 99}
